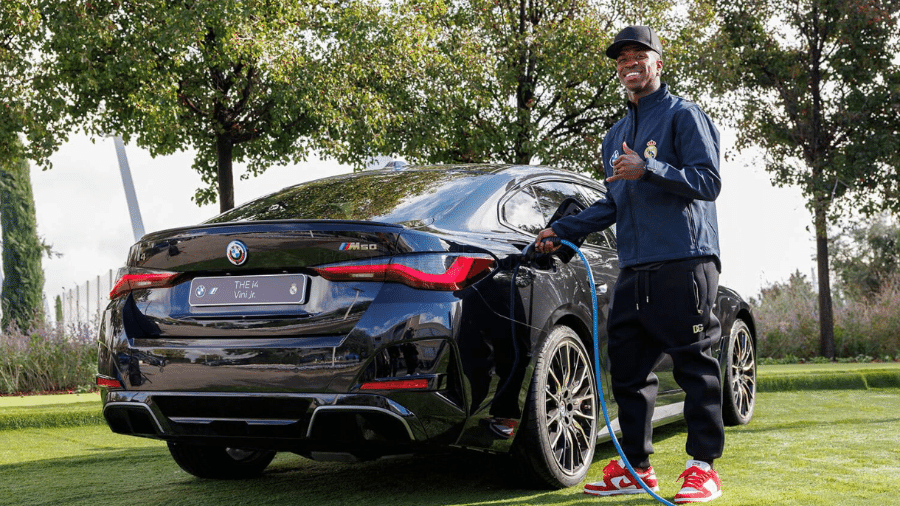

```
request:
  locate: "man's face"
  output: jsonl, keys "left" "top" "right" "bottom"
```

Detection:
{"left": 615, "top": 45, "right": 662, "bottom": 98}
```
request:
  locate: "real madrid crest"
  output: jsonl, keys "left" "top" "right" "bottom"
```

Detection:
{"left": 644, "top": 140, "right": 658, "bottom": 160}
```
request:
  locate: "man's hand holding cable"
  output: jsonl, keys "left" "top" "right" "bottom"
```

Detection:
{"left": 607, "top": 142, "right": 647, "bottom": 183}
{"left": 534, "top": 228, "right": 560, "bottom": 254}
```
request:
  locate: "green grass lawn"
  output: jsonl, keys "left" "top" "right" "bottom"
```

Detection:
{"left": 0, "top": 392, "right": 101, "bottom": 431}
{"left": 758, "top": 362, "right": 900, "bottom": 391}
{"left": 2, "top": 388, "right": 899, "bottom": 506}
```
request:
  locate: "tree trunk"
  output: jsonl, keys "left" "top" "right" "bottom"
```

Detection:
{"left": 216, "top": 134, "right": 235, "bottom": 212}
{"left": 814, "top": 198, "right": 836, "bottom": 359}
{"left": 513, "top": 0, "right": 534, "bottom": 166}
{"left": 514, "top": 82, "right": 533, "bottom": 165}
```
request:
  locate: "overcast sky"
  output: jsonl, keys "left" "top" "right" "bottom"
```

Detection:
{"left": 28, "top": 130, "right": 816, "bottom": 316}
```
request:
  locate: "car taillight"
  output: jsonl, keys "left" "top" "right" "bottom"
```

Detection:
{"left": 313, "top": 254, "right": 495, "bottom": 291}
{"left": 96, "top": 375, "right": 123, "bottom": 389}
{"left": 109, "top": 271, "right": 181, "bottom": 299}
{"left": 360, "top": 378, "right": 429, "bottom": 390}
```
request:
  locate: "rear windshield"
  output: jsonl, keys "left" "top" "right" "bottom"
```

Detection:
{"left": 207, "top": 169, "right": 489, "bottom": 225}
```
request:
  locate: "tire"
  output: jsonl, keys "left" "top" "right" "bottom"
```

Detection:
{"left": 722, "top": 319, "right": 756, "bottom": 426}
{"left": 512, "top": 325, "right": 597, "bottom": 489}
{"left": 167, "top": 442, "right": 276, "bottom": 479}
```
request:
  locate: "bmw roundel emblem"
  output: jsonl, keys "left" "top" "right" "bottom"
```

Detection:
{"left": 226, "top": 240, "right": 249, "bottom": 266}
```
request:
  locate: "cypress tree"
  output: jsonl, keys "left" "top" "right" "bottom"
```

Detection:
{"left": 0, "top": 140, "right": 45, "bottom": 330}
{"left": 55, "top": 295, "right": 63, "bottom": 323}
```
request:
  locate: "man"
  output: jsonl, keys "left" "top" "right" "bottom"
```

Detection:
{"left": 534, "top": 26, "right": 725, "bottom": 503}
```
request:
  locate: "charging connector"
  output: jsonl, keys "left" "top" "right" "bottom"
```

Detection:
{"left": 520, "top": 236, "right": 561, "bottom": 263}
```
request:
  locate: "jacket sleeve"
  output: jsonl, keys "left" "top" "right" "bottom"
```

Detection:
{"left": 550, "top": 193, "right": 616, "bottom": 241}
{"left": 643, "top": 106, "right": 721, "bottom": 201}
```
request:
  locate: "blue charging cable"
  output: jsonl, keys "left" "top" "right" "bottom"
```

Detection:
{"left": 555, "top": 238, "right": 677, "bottom": 506}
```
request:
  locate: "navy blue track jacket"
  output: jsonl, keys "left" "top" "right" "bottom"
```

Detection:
{"left": 551, "top": 84, "right": 722, "bottom": 270}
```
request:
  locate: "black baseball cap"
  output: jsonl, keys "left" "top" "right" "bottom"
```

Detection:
{"left": 605, "top": 25, "right": 663, "bottom": 59}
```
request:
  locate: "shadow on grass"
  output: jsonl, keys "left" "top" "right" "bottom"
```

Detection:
{"left": 0, "top": 423, "right": 693, "bottom": 506}
{"left": 1, "top": 447, "right": 547, "bottom": 506}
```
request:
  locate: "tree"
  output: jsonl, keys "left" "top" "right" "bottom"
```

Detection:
{"left": 1, "top": 0, "right": 68, "bottom": 163}
{"left": 44, "top": 0, "right": 418, "bottom": 211}
{"left": 369, "top": 0, "right": 717, "bottom": 176}
{"left": 0, "top": 139, "right": 45, "bottom": 331}
{"left": 54, "top": 294, "right": 63, "bottom": 324}
{"left": 2, "top": 1, "right": 70, "bottom": 330}
{"left": 709, "top": 0, "right": 900, "bottom": 358}
{"left": 830, "top": 214, "right": 899, "bottom": 300}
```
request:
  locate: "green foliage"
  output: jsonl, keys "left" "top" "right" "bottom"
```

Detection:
{"left": 752, "top": 271, "right": 821, "bottom": 358}
{"left": 708, "top": 0, "right": 900, "bottom": 358}
{"left": 43, "top": 0, "right": 416, "bottom": 210}
{"left": 54, "top": 295, "right": 63, "bottom": 323}
{"left": 753, "top": 271, "right": 900, "bottom": 360}
{"left": 0, "top": 0, "right": 69, "bottom": 164}
{"left": 710, "top": 0, "right": 900, "bottom": 212}
{"left": 834, "top": 274, "right": 900, "bottom": 358}
{"left": 0, "top": 142, "right": 44, "bottom": 331}
{"left": 372, "top": 0, "right": 717, "bottom": 174}
{"left": 830, "top": 213, "right": 900, "bottom": 300}
{"left": 0, "top": 322, "right": 97, "bottom": 394}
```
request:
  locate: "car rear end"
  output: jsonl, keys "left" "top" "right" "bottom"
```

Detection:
{"left": 96, "top": 216, "right": 497, "bottom": 459}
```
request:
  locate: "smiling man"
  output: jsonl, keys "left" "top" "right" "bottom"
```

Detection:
{"left": 533, "top": 26, "right": 725, "bottom": 503}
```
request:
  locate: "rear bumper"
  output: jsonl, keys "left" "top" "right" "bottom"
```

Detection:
{"left": 101, "top": 389, "right": 457, "bottom": 458}
{"left": 96, "top": 279, "right": 528, "bottom": 456}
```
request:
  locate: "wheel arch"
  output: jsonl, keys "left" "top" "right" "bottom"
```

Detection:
{"left": 553, "top": 312, "right": 596, "bottom": 363}
{"left": 736, "top": 308, "right": 757, "bottom": 343}
{"left": 516, "top": 309, "right": 595, "bottom": 415}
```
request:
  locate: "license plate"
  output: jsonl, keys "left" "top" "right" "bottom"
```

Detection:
{"left": 189, "top": 274, "right": 308, "bottom": 306}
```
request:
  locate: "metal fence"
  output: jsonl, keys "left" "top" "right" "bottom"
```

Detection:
{"left": 57, "top": 269, "right": 117, "bottom": 331}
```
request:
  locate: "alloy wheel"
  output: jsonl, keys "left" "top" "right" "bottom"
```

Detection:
{"left": 725, "top": 320, "right": 756, "bottom": 424}
{"left": 542, "top": 337, "right": 596, "bottom": 476}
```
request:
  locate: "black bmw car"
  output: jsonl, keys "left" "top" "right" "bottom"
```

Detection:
{"left": 96, "top": 164, "right": 757, "bottom": 488}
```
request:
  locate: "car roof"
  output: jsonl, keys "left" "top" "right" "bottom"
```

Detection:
{"left": 207, "top": 163, "right": 604, "bottom": 230}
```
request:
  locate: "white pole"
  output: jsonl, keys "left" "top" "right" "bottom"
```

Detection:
{"left": 97, "top": 274, "right": 102, "bottom": 321}
{"left": 113, "top": 136, "right": 146, "bottom": 241}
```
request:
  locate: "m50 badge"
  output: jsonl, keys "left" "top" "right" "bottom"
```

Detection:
{"left": 339, "top": 242, "right": 378, "bottom": 251}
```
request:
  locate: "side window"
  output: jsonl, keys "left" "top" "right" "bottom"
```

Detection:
{"left": 531, "top": 181, "right": 614, "bottom": 249}
{"left": 531, "top": 181, "right": 581, "bottom": 221}
{"left": 575, "top": 184, "right": 617, "bottom": 250}
{"left": 501, "top": 187, "right": 545, "bottom": 234}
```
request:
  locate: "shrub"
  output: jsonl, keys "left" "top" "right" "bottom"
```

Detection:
{"left": 753, "top": 271, "right": 900, "bottom": 360}
{"left": 0, "top": 321, "right": 96, "bottom": 394}
{"left": 835, "top": 275, "right": 900, "bottom": 358}
{"left": 751, "top": 271, "right": 821, "bottom": 359}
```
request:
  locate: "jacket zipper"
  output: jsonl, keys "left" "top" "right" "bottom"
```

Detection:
{"left": 626, "top": 104, "right": 641, "bottom": 261}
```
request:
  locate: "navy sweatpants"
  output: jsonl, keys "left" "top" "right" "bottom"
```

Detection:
{"left": 608, "top": 257, "right": 725, "bottom": 467}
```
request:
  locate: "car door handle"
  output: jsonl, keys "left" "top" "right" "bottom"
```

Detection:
{"left": 595, "top": 283, "right": 608, "bottom": 295}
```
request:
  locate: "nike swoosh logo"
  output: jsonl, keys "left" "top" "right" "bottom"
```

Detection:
{"left": 611, "top": 476, "right": 636, "bottom": 488}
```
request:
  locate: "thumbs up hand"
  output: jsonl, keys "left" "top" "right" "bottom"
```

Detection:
{"left": 607, "top": 142, "right": 647, "bottom": 183}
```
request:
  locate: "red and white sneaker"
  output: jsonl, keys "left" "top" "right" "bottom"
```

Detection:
{"left": 674, "top": 460, "right": 722, "bottom": 503}
{"left": 583, "top": 460, "right": 659, "bottom": 496}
